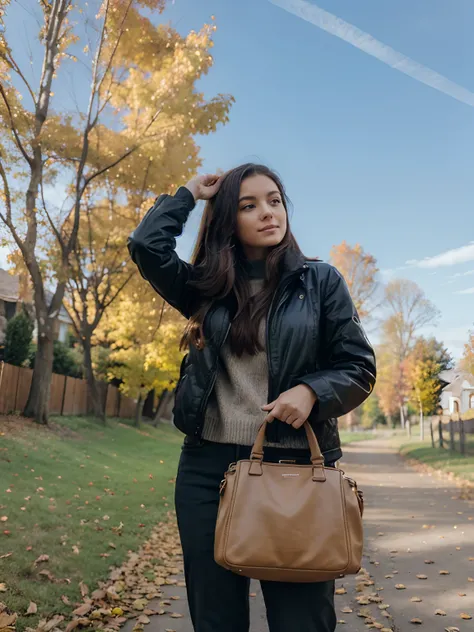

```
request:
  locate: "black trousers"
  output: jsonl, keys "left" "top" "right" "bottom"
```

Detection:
{"left": 175, "top": 438, "right": 337, "bottom": 632}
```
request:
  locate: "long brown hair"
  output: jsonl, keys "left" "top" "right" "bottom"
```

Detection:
{"left": 180, "top": 163, "right": 304, "bottom": 356}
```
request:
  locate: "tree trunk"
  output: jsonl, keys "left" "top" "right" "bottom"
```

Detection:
{"left": 24, "top": 316, "right": 54, "bottom": 424}
{"left": 419, "top": 399, "right": 424, "bottom": 440}
{"left": 153, "top": 389, "right": 168, "bottom": 426}
{"left": 82, "top": 335, "right": 104, "bottom": 420}
{"left": 399, "top": 404, "right": 405, "bottom": 429}
{"left": 134, "top": 394, "right": 143, "bottom": 428}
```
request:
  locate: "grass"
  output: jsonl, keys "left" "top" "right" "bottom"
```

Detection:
{"left": 0, "top": 415, "right": 182, "bottom": 630}
{"left": 339, "top": 430, "right": 378, "bottom": 445}
{"left": 399, "top": 439, "right": 474, "bottom": 483}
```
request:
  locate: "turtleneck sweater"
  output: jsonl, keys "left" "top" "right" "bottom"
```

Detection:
{"left": 202, "top": 259, "right": 308, "bottom": 449}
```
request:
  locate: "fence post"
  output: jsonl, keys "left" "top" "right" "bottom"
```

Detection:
{"left": 449, "top": 419, "right": 455, "bottom": 452}
{"left": 438, "top": 419, "right": 444, "bottom": 448}
{"left": 460, "top": 421, "right": 466, "bottom": 456}
{"left": 60, "top": 376, "right": 68, "bottom": 415}
{"left": 430, "top": 420, "right": 435, "bottom": 448}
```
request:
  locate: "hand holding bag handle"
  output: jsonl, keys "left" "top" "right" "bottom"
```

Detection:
{"left": 249, "top": 421, "right": 326, "bottom": 482}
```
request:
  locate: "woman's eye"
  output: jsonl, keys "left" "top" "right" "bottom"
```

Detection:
{"left": 271, "top": 198, "right": 281, "bottom": 205}
{"left": 242, "top": 204, "right": 255, "bottom": 210}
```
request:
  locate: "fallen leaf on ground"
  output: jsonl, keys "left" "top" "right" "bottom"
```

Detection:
{"left": 395, "top": 584, "right": 406, "bottom": 590}
{"left": 411, "top": 597, "right": 422, "bottom": 603}
{"left": 26, "top": 602, "right": 37, "bottom": 615}
{"left": 0, "top": 583, "right": 6, "bottom": 592}
{"left": 341, "top": 607, "right": 353, "bottom": 613}
{"left": 445, "top": 628, "right": 459, "bottom": 632}
{"left": 410, "top": 618, "right": 423, "bottom": 625}
{"left": 34, "top": 554, "right": 49, "bottom": 565}
{"left": 137, "top": 615, "right": 150, "bottom": 624}
{"left": 416, "top": 574, "right": 428, "bottom": 580}
{"left": 439, "top": 570, "right": 450, "bottom": 575}
{"left": 378, "top": 604, "right": 390, "bottom": 610}
{"left": 0, "top": 553, "right": 12, "bottom": 560}
{"left": 424, "top": 560, "right": 434, "bottom": 564}
{"left": 0, "top": 612, "right": 17, "bottom": 630}
{"left": 170, "top": 613, "right": 183, "bottom": 619}
{"left": 79, "top": 581, "right": 89, "bottom": 597}
{"left": 335, "top": 588, "right": 347, "bottom": 595}
{"left": 460, "top": 613, "right": 472, "bottom": 620}
{"left": 435, "top": 610, "right": 447, "bottom": 616}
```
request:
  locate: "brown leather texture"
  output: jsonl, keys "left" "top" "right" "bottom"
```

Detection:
{"left": 214, "top": 422, "right": 364, "bottom": 583}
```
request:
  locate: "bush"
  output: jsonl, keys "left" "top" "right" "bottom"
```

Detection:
{"left": 4, "top": 309, "right": 34, "bottom": 366}
{"left": 29, "top": 340, "right": 83, "bottom": 378}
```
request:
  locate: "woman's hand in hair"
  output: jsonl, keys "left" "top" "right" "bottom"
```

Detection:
{"left": 261, "top": 385, "right": 317, "bottom": 429}
{"left": 185, "top": 174, "right": 223, "bottom": 201}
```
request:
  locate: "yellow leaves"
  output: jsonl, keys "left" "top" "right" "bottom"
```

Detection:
{"left": 395, "top": 584, "right": 406, "bottom": 590}
{"left": 460, "top": 613, "right": 472, "bottom": 620}
{"left": 410, "top": 618, "right": 423, "bottom": 625}
{"left": 335, "top": 587, "right": 347, "bottom": 595}
{"left": 416, "top": 574, "right": 428, "bottom": 580}
{"left": 435, "top": 610, "right": 447, "bottom": 616}
{"left": 0, "top": 612, "right": 17, "bottom": 632}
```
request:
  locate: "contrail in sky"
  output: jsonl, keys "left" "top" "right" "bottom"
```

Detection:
{"left": 269, "top": 0, "right": 474, "bottom": 107}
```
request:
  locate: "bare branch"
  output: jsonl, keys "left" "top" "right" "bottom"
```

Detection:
{"left": 0, "top": 156, "right": 13, "bottom": 223}
{"left": 3, "top": 50, "right": 37, "bottom": 105}
{"left": 39, "top": 177, "right": 64, "bottom": 248}
{"left": 0, "top": 83, "right": 34, "bottom": 165}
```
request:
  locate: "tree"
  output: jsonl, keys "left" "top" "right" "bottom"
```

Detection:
{"left": 329, "top": 241, "right": 379, "bottom": 321}
{"left": 360, "top": 392, "right": 385, "bottom": 429}
{"left": 382, "top": 279, "right": 440, "bottom": 427}
{"left": 375, "top": 346, "right": 400, "bottom": 427}
{"left": 0, "top": 0, "right": 233, "bottom": 423}
{"left": 99, "top": 283, "right": 185, "bottom": 425}
{"left": 404, "top": 337, "right": 451, "bottom": 438}
{"left": 460, "top": 328, "right": 474, "bottom": 375}
{"left": 4, "top": 309, "right": 34, "bottom": 366}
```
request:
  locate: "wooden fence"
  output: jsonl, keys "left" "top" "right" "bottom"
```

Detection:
{"left": 430, "top": 416, "right": 474, "bottom": 456}
{"left": 0, "top": 361, "right": 138, "bottom": 419}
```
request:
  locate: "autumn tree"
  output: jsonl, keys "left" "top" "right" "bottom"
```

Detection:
{"left": 382, "top": 279, "right": 440, "bottom": 427}
{"left": 99, "top": 284, "right": 185, "bottom": 425}
{"left": 0, "top": 1, "right": 232, "bottom": 424}
{"left": 405, "top": 337, "right": 452, "bottom": 438}
{"left": 329, "top": 241, "right": 379, "bottom": 321}
{"left": 460, "top": 328, "right": 474, "bottom": 375}
{"left": 375, "top": 347, "right": 400, "bottom": 427}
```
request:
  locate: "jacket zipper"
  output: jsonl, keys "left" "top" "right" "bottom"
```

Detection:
{"left": 265, "top": 268, "right": 306, "bottom": 442}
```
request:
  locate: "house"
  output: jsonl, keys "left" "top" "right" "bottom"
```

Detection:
{"left": 439, "top": 369, "right": 474, "bottom": 415}
{"left": 0, "top": 268, "right": 73, "bottom": 349}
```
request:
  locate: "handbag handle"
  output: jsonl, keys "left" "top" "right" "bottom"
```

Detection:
{"left": 250, "top": 421, "right": 325, "bottom": 466}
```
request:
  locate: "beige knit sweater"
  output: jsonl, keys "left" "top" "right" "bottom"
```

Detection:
{"left": 202, "top": 277, "right": 308, "bottom": 449}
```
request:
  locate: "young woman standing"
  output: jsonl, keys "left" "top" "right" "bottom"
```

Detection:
{"left": 128, "top": 163, "right": 376, "bottom": 632}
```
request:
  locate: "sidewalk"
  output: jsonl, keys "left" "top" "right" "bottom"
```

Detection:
{"left": 122, "top": 438, "right": 474, "bottom": 631}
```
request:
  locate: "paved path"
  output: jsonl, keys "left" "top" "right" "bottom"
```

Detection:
{"left": 123, "top": 439, "right": 474, "bottom": 631}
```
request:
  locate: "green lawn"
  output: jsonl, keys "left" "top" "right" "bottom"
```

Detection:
{"left": 0, "top": 415, "right": 182, "bottom": 630}
{"left": 339, "top": 430, "right": 377, "bottom": 445}
{"left": 399, "top": 440, "right": 474, "bottom": 483}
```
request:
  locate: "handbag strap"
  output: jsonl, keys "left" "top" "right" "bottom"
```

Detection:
{"left": 250, "top": 421, "right": 324, "bottom": 465}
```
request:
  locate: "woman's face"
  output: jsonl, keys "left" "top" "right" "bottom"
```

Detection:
{"left": 235, "top": 174, "right": 287, "bottom": 260}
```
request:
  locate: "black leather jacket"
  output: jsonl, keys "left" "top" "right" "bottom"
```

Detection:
{"left": 128, "top": 187, "right": 376, "bottom": 463}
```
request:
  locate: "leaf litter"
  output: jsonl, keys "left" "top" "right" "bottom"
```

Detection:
{"left": 1, "top": 513, "right": 184, "bottom": 632}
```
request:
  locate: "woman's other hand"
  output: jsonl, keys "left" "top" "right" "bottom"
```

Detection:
{"left": 261, "top": 385, "right": 317, "bottom": 429}
{"left": 185, "top": 174, "right": 223, "bottom": 201}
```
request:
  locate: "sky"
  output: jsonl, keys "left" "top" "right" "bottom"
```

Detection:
{"left": 1, "top": 0, "right": 474, "bottom": 358}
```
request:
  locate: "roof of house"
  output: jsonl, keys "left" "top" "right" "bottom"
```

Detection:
{"left": 0, "top": 268, "right": 20, "bottom": 302}
{"left": 440, "top": 370, "right": 474, "bottom": 396}
{"left": 0, "top": 268, "right": 72, "bottom": 324}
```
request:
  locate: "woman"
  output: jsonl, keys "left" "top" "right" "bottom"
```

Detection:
{"left": 128, "top": 163, "right": 376, "bottom": 632}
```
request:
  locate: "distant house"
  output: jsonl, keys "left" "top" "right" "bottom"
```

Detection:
{"left": 439, "top": 369, "right": 474, "bottom": 415}
{"left": 0, "top": 268, "right": 73, "bottom": 351}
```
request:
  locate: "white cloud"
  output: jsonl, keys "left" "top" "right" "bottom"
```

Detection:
{"left": 269, "top": 0, "right": 474, "bottom": 107}
{"left": 406, "top": 242, "right": 474, "bottom": 269}
{"left": 455, "top": 287, "right": 474, "bottom": 295}
{"left": 449, "top": 269, "right": 474, "bottom": 279}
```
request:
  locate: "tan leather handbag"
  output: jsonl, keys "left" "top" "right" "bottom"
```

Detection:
{"left": 215, "top": 421, "right": 364, "bottom": 583}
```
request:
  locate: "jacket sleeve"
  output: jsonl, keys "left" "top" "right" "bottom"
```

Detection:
{"left": 297, "top": 266, "right": 376, "bottom": 421}
{"left": 127, "top": 187, "right": 199, "bottom": 319}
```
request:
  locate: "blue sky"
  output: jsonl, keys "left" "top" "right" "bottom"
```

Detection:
{"left": 2, "top": 0, "right": 474, "bottom": 358}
